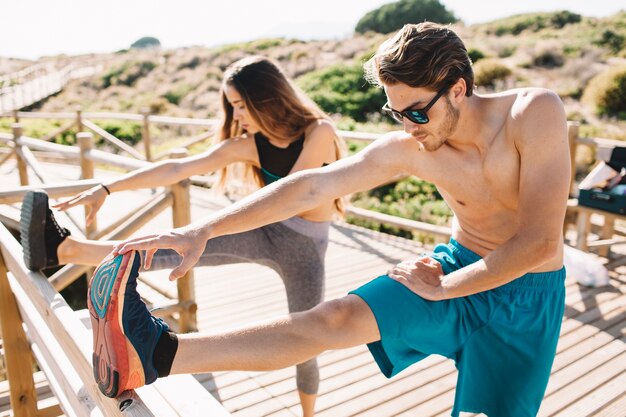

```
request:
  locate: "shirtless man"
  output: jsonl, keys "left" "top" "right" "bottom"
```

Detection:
{"left": 92, "top": 22, "right": 570, "bottom": 417}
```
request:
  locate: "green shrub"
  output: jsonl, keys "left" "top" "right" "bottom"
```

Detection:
{"left": 178, "top": 56, "right": 202, "bottom": 70}
{"left": 467, "top": 48, "right": 486, "bottom": 63}
{"left": 130, "top": 36, "right": 161, "bottom": 49}
{"left": 594, "top": 30, "right": 625, "bottom": 54}
{"left": 485, "top": 11, "right": 581, "bottom": 36}
{"left": 163, "top": 83, "right": 194, "bottom": 105}
{"left": 95, "top": 120, "right": 143, "bottom": 146}
{"left": 102, "top": 61, "right": 157, "bottom": 88}
{"left": 297, "top": 62, "right": 387, "bottom": 122}
{"left": 348, "top": 176, "right": 452, "bottom": 241}
{"left": 473, "top": 59, "right": 512, "bottom": 88}
{"left": 355, "top": 0, "right": 457, "bottom": 34}
{"left": 582, "top": 65, "right": 626, "bottom": 119}
{"left": 531, "top": 43, "right": 564, "bottom": 68}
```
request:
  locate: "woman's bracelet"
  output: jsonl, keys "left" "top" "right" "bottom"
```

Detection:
{"left": 100, "top": 184, "right": 111, "bottom": 195}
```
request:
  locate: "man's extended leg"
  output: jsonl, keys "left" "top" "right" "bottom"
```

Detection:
{"left": 171, "top": 293, "right": 379, "bottom": 374}
{"left": 89, "top": 250, "right": 380, "bottom": 397}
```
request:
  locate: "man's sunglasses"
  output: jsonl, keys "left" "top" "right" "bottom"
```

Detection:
{"left": 382, "top": 86, "right": 449, "bottom": 125}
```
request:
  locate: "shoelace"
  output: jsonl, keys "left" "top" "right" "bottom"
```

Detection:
{"left": 47, "top": 209, "right": 70, "bottom": 238}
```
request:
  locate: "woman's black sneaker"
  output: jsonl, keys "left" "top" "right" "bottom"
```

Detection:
{"left": 20, "top": 190, "right": 71, "bottom": 271}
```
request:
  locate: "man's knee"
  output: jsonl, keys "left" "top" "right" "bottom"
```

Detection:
{"left": 309, "top": 297, "right": 354, "bottom": 330}
{"left": 306, "top": 295, "right": 379, "bottom": 347}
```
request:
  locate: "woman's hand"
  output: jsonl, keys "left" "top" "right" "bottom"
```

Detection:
{"left": 387, "top": 256, "right": 447, "bottom": 301}
{"left": 112, "top": 226, "right": 209, "bottom": 281}
{"left": 53, "top": 185, "right": 108, "bottom": 225}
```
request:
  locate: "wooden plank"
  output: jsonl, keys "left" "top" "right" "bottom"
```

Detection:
{"left": 594, "top": 392, "right": 626, "bottom": 417}
{"left": 152, "top": 376, "right": 232, "bottom": 417}
{"left": 0, "top": 255, "right": 38, "bottom": 417}
{"left": 538, "top": 351, "right": 626, "bottom": 416}
{"left": 346, "top": 206, "right": 452, "bottom": 238}
{"left": 0, "top": 180, "right": 100, "bottom": 204}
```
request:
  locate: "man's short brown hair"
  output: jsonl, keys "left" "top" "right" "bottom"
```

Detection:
{"left": 365, "top": 22, "right": 474, "bottom": 96}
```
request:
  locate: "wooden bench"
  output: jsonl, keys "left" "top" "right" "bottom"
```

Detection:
{"left": 0, "top": 222, "right": 231, "bottom": 417}
{"left": 567, "top": 199, "right": 626, "bottom": 263}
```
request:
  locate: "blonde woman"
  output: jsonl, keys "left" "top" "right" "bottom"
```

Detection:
{"left": 20, "top": 55, "right": 344, "bottom": 417}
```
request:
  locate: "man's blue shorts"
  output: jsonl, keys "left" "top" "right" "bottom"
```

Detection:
{"left": 349, "top": 238, "right": 566, "bottom": 417}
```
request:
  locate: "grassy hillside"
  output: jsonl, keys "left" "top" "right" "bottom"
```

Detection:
{"left": 4, "top": 11, "right": 624, "bottom": 139}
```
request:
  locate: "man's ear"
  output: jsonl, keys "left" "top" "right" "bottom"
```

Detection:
{"left": 450, "top": 78, "right": 467, "bottom": 103}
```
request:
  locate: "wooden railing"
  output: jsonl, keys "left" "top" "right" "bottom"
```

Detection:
{"left": 0, "top": 63, "right": 102, "bottom": 115}
{"left": 4, "top": 110, "right": 220, "bottom": 162}
{"left": 0, "top": 130, "right": 199, "bottom": 333}
{"left": 0, "top": 222, "right": 230, "bottom": 417}
{"left": 2, "top": 114, "right": 623, "bottom": 243}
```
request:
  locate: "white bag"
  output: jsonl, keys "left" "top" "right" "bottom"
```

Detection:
{"left": 563, "top": 245, "right": 610, "bottom": 287}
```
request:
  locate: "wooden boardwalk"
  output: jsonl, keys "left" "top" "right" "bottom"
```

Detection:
{"left": 1, "top": 160, "right": 625, "bottom": 416}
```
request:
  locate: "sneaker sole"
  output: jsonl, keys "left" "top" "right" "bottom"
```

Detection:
{"left": 20, "top": 190, "right": 48, "bottom": 271}
{"left": 88, "top": 251, "right": 145, "bottom": 397}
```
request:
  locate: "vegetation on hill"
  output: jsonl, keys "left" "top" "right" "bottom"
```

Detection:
{"left": 355, "top": 0, "right": 457, "bottom": 34}
{"left": 130, "top": 36, "right": 161, "bottom": 49}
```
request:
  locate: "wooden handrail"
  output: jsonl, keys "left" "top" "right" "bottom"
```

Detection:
{"left": 82, "top": 119, "right": 145, "bottom": 160}
{"left": 0, "top": 224, "right": 137, "bottom": 416}
{"left": 0, "top": 181, "right": 101, "bottom": 204}
{"left": 0, "top": 223, "right": 231, "bottom": 416}
{"left": 346, "top": 206, "right": 452, "bottom": 238}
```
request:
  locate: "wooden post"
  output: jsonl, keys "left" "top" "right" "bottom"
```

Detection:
{"left": 169, "top": 148, "right": 197, "bottom": 333}
{"left": 575, "top": 209, "right": 591, "bottom": 251}
{"left": 75, "top": 108, "right": 83, "bottom": 135}
{"left": 567, "top": 122, "right": 579, "bottom": 197}
{"left": 78, "top": 132, "right": 97, "bottom": 238}
{"left": 0, "top": 254, "right": 39, "bottom": 417}
{"left": 599, "top": 216, "right": 615, "bottom": 258}
{"left": 141, "top": 108, "right": 152, "bottom": 162}
{"left": 12, "top": 109, "right": 19, "bottom": 123}
{"left": 12, "top": 123, "right": 28, "bottom": 186}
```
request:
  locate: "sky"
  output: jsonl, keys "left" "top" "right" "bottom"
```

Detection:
{"left": 1, "top": 0, "right": 624, "bottom": 61}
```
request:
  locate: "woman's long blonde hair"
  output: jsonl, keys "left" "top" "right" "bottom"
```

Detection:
{"left": 215, "top": 55, "right": 345, "bottom": 215}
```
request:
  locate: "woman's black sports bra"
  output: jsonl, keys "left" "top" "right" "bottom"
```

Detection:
{"left": 254, "top": 132, "right": 305, "bottom": 185}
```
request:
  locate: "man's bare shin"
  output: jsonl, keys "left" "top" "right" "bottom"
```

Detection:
{"left": 170, "top": 295, "right": 380, "bottom": 375}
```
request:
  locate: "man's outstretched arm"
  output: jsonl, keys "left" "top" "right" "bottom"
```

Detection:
{"left": 114, "top": 132, "right": 417, "bottom": 280}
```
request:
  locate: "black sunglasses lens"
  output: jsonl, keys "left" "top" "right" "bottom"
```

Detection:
{"left": 407, "top": 111, "right": 428, "bottom": 124}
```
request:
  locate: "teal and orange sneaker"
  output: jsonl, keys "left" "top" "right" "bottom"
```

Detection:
{"left": 88, "top": 250, "right": 169, "bottom": 397}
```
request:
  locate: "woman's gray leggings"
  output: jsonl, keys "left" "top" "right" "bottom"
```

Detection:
{"left": 147, "top": 217, "right": 330, "bottom": 394}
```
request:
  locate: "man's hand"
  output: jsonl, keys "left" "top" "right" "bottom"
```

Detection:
{"left": 387, "top": 256, "right": 446, "bottom": 301}
{"left": 112, "top": 225, "right": 209, "bottom": 281}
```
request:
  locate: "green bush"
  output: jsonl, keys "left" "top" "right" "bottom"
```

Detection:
{"left": 130, "top": 36, "right": 161, "bottom": 49}
{"left": 178, "top": 56, "right": 202, "bottom": 70}
{"left": 582, "top": 65, "right": 626, "bottom": 119}
{"left": 594, "top": 30, "right": 625, "bottom": 54}
{"left": 531, "top": 45, "right": 564, "bottom": 68}
{"left": 348, "top": 176, "right": 452, "bottom": 241}
{"left": 163, "top": 83, "right": 194, "bottom": 105}
{"left": 473, "top": 59, "right": 512, "bottom": 88}
{"left": 102, "top": 61, "right": 157, "bottom": 88}
{"left": 355, "top": 0, "right": 457, "bottom": 34}
{"left": 485, "top": 11, "right": 581, "bottom": 36}
{"left": 96, "top": 120, "right": 143, "bottom": 146}
{"left": 467, "top": 48, "right": 486, "bottom": 63}
{"left": 297, "top": 62, "right": 387, "bottom": 122}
